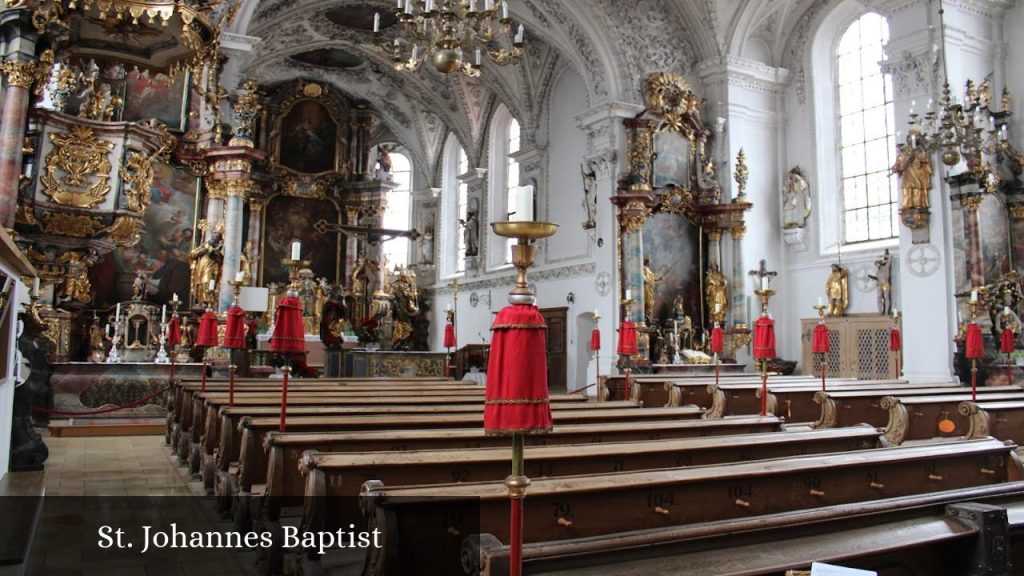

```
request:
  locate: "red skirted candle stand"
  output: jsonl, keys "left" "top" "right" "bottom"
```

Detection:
{"left": 270, "top": 294, "right": 306, "bottom": 433}
{"left": 752, "top": 285, "right": 776, "bottom": 416}
{"left": 889, "top": 310, "right": 902, "bottom": 380}
{"left": 487, "top": 220, "right": 557, "bottom": 576}
{"left": 617, "top": 298, "right": 638, "bottom": 402}
{"left": 964, "top": 296, "right": 984, "bottom": 402}
{"left": 444, "top": 307, "right": 457, "bottom": 378}
{"left": 195, "top": 308, "right": 220, "bottom": 392}
{"left": 709, "top": 323, "right": 724, "bottom": 388}
{"left": 166, "top": 302, "right": 182, "bottom": 385}
{"left": 1001, "top": 307, "right": 1016, "bottom": 386}
{"left": 223, "top": 280, "right": 248, "bottom": 406}
{"left": 811, "top": 304, "right": 829, "bottom": 391}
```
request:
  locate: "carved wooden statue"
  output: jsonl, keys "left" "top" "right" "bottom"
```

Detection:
{"left": 826, "top": 264, "right": 850, "bottom": 317}
{"left": 706, "top": 261, "right": 728, "bottom": 324}
{"left": 891, "top": 134, "right": 933, "bottom": 210}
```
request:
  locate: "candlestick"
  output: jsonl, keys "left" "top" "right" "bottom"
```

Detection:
{"left": 162, "top": 305, "right": 166, "bottom": 325}
{"left": 172, "top": 292, "right": 179, "bottom": 303}
{"left": 291, "top": 241, "right": 302, "bottom": 260}
{"left": 115, "top": 303, "right": 121, "bottom": 322}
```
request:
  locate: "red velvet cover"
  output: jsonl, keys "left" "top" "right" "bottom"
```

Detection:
{"left": 889, "top": 327, "right": 902, "bottom": 352}
{"left": 270, "top": 296, "right": 306, "bottom": 353}
{"left": 965, "top": 323, "right": 984, "bottom": 359}
{"left": 195, "top": 311, "right": 220, "bottom": 347}
{"left": 709, "top": 326, "right": 724, "bottom": 354}
{"left": 443, "top": 322, "right": 457, "bottom": 348}
{"left": 484, "top": 304, "right": 552, "bottom": 435}
{"left": 589, "top": 328, "right": 601, "bottom": 352}
{"left": 223, "top": 305, "right": 246, "bottom": 349}
{"left": 812, "top": 323, "right": 830, "bottom": 354}
{"left": 167, "top": 315, "right": 182, "bottom": 347}
{"left": 1001, "top": 327, "right": 1016, "bottom": 354}
{"left": 617, "top": 321, "right": 638, "bottom": 356}
{"left": 753, "top": 316, "right": 776, "bottom": 359}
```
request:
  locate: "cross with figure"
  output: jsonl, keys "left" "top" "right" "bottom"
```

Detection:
{"left": 748, "top": 259, "right": 778, "bottom": 288}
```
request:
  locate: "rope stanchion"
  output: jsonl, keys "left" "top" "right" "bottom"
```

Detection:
{"left": 32, "top": 385, "right": 171, "bottom": 417}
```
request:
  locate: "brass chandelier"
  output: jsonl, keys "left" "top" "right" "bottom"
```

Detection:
{"left": 373, "top": 0, "right": 526, "bottom": 77}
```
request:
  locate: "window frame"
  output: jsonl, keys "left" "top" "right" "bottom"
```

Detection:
{"left": 486, "top": 105, "right": 523, "bottom": 270}
{"left": 379, "top": 146, "right": 412, "bottom": 269}
{"left": 440, "top": 136, "right": 468, "bottom": 279}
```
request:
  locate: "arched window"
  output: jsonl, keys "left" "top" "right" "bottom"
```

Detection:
{"left": 380, "top": 149, "right": 412, "bottom": 268}
{"left": 835, "top": 12, "right": 897, "bottom": 244}
{"left": 487, "top": 106, "right": 523, "bottom": 267}
{"left": 440, "top": 136, "right": 467, "bottom": 277}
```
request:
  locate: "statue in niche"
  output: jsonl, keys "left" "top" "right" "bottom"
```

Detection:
{"left": 189, "top": 230, "right": 224, "bottom": 306}
{"left": 706, "top": 261, "right": 728, "bottom": 324}
{"left": 418, "top": 224, "right": 435, "bottom": 265}
{"left": 320, "top": 285, "right": 349, "bottom": 349}
{"left": 460, "top": 205, "right": 479, "bottom": 257}
{"left": 581, "top": 161, "right": 597, "bottom": 230}
{"left": 387, "top": 266, "right": 420, "bottom": 349}
{"left": 88, "top": 314, "right": 109, "bottom": 362}
{"left": 891, "top": 133, "right": 932, "bottom": 210}
{"left": 57, "top": 251, "right": 96, "bottom": 304}
{"left": 350, "top": 255, "right": 379, "bottom": 297}
{"left": 673, "top": 296, "right": 694, "bottom": 351}
{"left": 782, "top": 167, "right": 811, "bottom": 229}
{"left": 826, "top": 264, "right": 850, "bottom": 317}
{"left": 132, "top": 269, "right": 149, "bottom": 301}
{"left": 642, "top": 256, "right": 665, "bottom": 323}
{"left": 376, "top": 144, "right": 395, "bottom": 179}
{"left": 868, "top": 249, "right": 893, "bottom": 316}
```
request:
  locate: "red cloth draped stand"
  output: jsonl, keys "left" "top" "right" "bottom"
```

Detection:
{"left": 753, "top": 316, "right": 776, "bottom": 416}
{"left": 812, "top": 323, "right": 830, "bottom": 391}
{"left": 617, "top": 321, "right": 638, "bottom": 401}
{"left": 223, "top": 305, "right": 247, "bottom": 406}
{"left": 270, "top": 296, "right": 305, "bottom": 433}
{"left": 166, "top": 315, "right": 182, "bottom": 386}
{"left": 889, "top": 327, "right": 902, "bottom": 380}
{"left": 195, "top": 311, "right": 220, "bottom": 392}
{"left": 710, "top": 325, "right": 724, "bottom": 388}
{"left": 590, "top": 326, "right": 601, "bottom": 393}
{"left": 1001, "top": 327, "right": 1015, "bottom": 386}
{"left": 485, "top": 304, "right": 552, "bottom": 576}
{"left": 444, "top": 322, "right": 456, "bottom": 378}
{"left": 965, "top": 323, "right": 984, "bottom": 402}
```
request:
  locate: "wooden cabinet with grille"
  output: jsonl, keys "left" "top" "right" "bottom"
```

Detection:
{"left": 800, "top": 314, "right": 901, "bottom": 379}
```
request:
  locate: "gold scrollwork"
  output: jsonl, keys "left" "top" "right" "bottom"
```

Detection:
{"left": 212, "top": 158, "right": 252, "bottom": 173}
{"left": 40, "top": 212, "right": 104, "bottom": 237}
{"left": 120, "top": 152, "right": 155, "bottom": 213}
{"left": 628, "top": 127, "right": 654, "bottom": 192}
{"left": 41, "top": 125, "right": 114, "bottom": 209}
{"left": 0, "top": 55, "right": 48, "bottom": 90}
{"left": 105, "top": 215, "right": 142, "bottom": 247}
{"left": 280, "top": 176, "right": 328, "bottom": 200}
{"left": 1009, "top": 205, "right": 1024, "bottom": 221}
{"left": 207, "top": 179, "right": 252, "bottom": 199}
{"left": 960, "top": 194, "right": 984, "bottom": 212}
{"left": 730, "top": 225, "right": 746, "bottom": 240}
{"left": 645, "top": 72, "right": 702, "bottom": 130}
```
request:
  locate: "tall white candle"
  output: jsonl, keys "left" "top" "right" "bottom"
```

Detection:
{"left": 971, "top": 290, "right": 978, "bottom": 302}
{"left": 817, "top": 296, "right": 825, "bottom": 307}
{"left": 162, "top": 305, "right": 166, "bottom": 325}
{"left": 208, "top": 279, "right": 216, "bottom": 291}
{"left": 594, "top": 309, "right": 599, "bottom": 318}
{"left": 514, "top": 23, "right": 524, "bottom": 43}
{"left": 172, "top": 292, "right": 179, "bottom": 303}
{"left": 625, "top": 289, "right": 631, "bottom": 300}
{"left": 373, "top": 12, "right": 380, "bottom": 32}
{"left": 475, "top": 48, "right": 482, "bottom": 66}
{"left": 760, "top": 277, "right": 768, "bottom": 291}
{"left": 32, "top": 277, "right": 39, "bottom": 297}
{"left": 892, "top": 308, "right": 899, "bottom": 318}
{"left": 291, "top": 241, "right": 301, "bottom": 260}
{"left": 501, "top": 0, "right": 508, "bottom": 18}
{"left": 235, "top": 271, "right": 245, "bottom": 283}
{"left": 516, "top": 189, "right": 532, "bottom": 221}
{"left": 115, "top": 303, "right": 121, "bottom": 322}
{"left": 1005, "top": 306, "right": 1012, "bottom": 316}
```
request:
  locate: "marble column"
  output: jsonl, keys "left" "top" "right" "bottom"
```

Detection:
{"left": 962, "top": 194, "right": 985, "bottom": 288}
{"left": 729, "top": 225, "right": 747, "bottom": 329}
{"left": 246, "top": 198, "right": 265, "bottom": 285}
{"left": 612, "top": 193, "right": 658, "bottom": 362}
{"left": 204, "top": 147, "right": 264, "bottom": 311}
{"left": 0, "top": 16, "right": 41, "bottom": 231}
{"left": 343, "top": 205, "right": 361, "bottom": 289}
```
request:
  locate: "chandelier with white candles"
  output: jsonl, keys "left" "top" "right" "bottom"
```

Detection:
{"left": 373, "top": 0, "right": 526, "bottom": 77}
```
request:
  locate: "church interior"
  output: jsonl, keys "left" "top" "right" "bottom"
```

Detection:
{"left": 4, "top": 0, "right": 1024, "bottom": 574}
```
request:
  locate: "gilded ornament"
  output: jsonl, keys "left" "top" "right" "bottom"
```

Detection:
{"left": 15, "top": 205, "right": 38, "bottom": 226}
{"left": 1009, "top": 205, "right": 1024, "bottom": 221}
{"left": 40, "top": 212, "right": 104, "bottom": 237}
{"left": 0, "top": 58, "right": 44, "bottom": 88}
{"left": 733, "top": 148, "right": 749, "bottom": 202}
{"left": 105, "top": 215, "right": 142, "bottom": 246}
{"left": 628, "top": 126, "right": 654, "bottom": 191}
{"left": 730, "top": 225, "right": 746, "bottom": 239}
{"left": 960, "top": 194, "right": 984, "bottom": 212}
{"left": 302, "top": 82, "right": 324, "bottom": 98}
{"left": 646, "top": 73, "right": 695, "bottom": 120}
{"left": 208, "top": 179, "right": 251, "bottom": 199}
{"left": 120, "top": 152, "right": 155, "bottom": 213}
{"left": 56, "top": 251, "right": 96, "bottom": 303}
{"left": 41, "top": 125, "right": 114, "bottom": 209}
{"left": 212, "top": 158, "right": 251, "bottom": 173}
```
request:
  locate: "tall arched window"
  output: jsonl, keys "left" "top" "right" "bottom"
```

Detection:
{"left": 835, "top": 12, "right": 897, "bottom": 244}
{"left": 487, "top": 105, "right": 523, "bottom": 267}
{"left": 380, "top": 149, "right": 411, "bottom": 268}
{"left": 440, "top": 135, "right": 468, "bottom": 277}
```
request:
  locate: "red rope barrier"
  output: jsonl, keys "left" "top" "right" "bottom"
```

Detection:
{"left": 32, "top": 384, "right": 171, "bottom": 416}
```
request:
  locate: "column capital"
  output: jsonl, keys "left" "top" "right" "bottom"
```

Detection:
{"left": 0, "top": 55, "right": 47, "bottom": 89}
{"left": 458, "top": 167, "right": 488, "bottom": 186}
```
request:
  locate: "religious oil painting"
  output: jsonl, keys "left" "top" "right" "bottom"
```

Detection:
{"left": 279, "top": 100, "right": 338, "bottom": 174}
{"left": 91, "top": 164, "right": 198, "bottom": 307}
{"left": 652, "top": 129, "right": 691, "bottom": 189}
{"left": 122, "top": 68, "right": 190, "bottom": 131}
{"left": 640, "top": 213, "right": 704, "bottom": 328}
{"left": 979, "top": 194, "right": 1011, "bottom": 284}
{"left": 261, "top": 196, "right": 340, "bottom": 286}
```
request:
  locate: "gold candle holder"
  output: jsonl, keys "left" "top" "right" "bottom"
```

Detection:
{"left": 490, "top": 221, "right": 558, "bottom": 304}
{"left": 281, "top": 258, "right": 311, "bottom": 293}
{"left": 813, "top": 304, "right": 827, "bottom": 321}
{"left": 754, "top": 288, "right": 776, "bottom": 315}
{"left": 228, "top": 279, "right": 244, "bottom": 306}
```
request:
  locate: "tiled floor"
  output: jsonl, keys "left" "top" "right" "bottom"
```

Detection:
{"left": 42, "top": 432, "right": 192, "bottom": 496}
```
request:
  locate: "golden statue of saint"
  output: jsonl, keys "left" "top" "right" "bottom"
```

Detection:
{"left": 642, "top": 256, "right": 664, "bottom": 322}
{"left": 706, "top": 261, "right": 728, "bottom": 324}
{"left": 189, "top": 232, "right": 223, "bottom": 306}
{"left": 891, "top": 134, "right": 932, "bottom": 210}
{"left": 826, "top": 264, "right": 849, "bottom": 317}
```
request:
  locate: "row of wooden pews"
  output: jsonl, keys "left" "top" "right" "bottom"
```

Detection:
{"left": 164, "top": 372, "right": 1024, "bottom": 575}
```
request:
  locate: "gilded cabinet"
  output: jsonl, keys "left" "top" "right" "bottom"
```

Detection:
{"left": 801, "top": 315, "right": 901, "bottom": 379}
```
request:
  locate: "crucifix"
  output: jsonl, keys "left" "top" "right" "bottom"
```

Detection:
{"left": 748, "top": 259, "right": 778, "bottom": 288}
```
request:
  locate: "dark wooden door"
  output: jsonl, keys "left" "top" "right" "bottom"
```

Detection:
{"left": 540, "top": 307, "right": 567, "bottom": 393}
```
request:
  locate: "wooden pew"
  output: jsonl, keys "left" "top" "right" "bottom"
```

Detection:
{"left": 626, "top": 375, "right": 853, "bottom": 408}
{"left": 467, "top": 483, "right": 1024, "bottom": 576}
{"left": 252, "top": 415, "right": 784, "bottom": 510}
{"left": 201, "top": 401, "right": 640, "bottom": 495}
{"left": 349, "top": 438, "right": 1022, "bottom": 576}
{"left": 961, "top": 400, "right": 1024, "bottom": 444}
{"left": 813, "top": 385, "right": 1023, "bottom": 430}
{"left": 664, "top": 377, "right": 874, "bottom": 410}
{"left": 883, "top": 392, "right": 1024, "bottom": 445}
{"left": 703, "top": 380, "right": 951, "bottom": 419}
